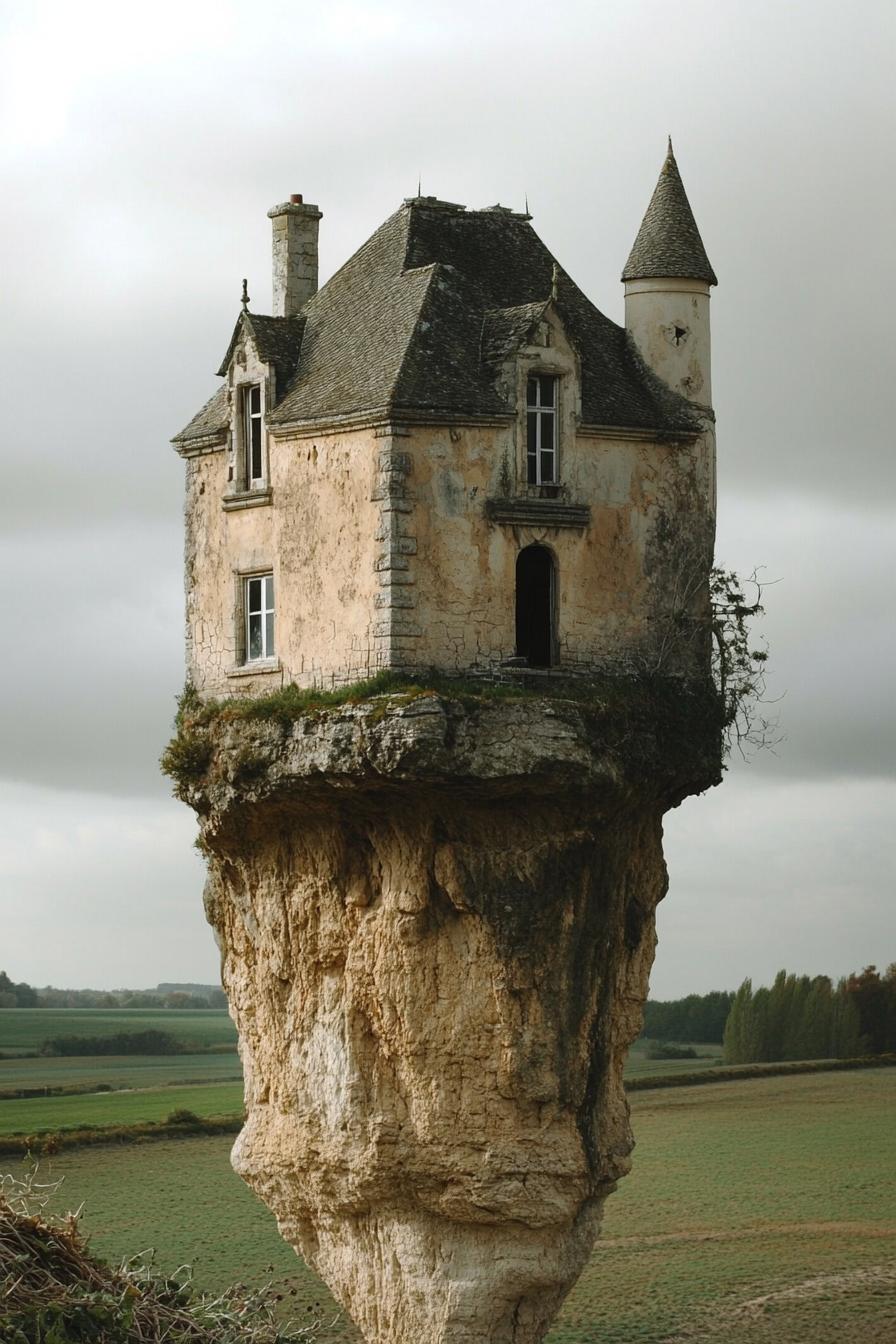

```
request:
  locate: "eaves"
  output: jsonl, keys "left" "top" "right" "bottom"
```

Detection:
{"left": 172, "top": 431, "right": 228, "bottom": 458}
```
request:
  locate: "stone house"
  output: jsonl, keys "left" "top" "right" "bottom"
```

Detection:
{"left": 173, "top": 143, "right": 717, "bottom": 695}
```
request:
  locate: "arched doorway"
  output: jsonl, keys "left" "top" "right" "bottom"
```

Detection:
{"left": 515, "top": 545, "right": 555, "bottom": 667}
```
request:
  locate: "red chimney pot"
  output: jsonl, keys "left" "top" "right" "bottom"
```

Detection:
{"left": 290, "top": 193, "right": 303, "bottom": 204}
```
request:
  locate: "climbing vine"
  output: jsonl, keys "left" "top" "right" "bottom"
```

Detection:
{"left": 709, "top": 566, "right": 777, "bottom": 758}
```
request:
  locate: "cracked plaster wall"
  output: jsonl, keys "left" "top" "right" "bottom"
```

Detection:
{"left": 184, "top": 338, "right": 714, "bottom": 695}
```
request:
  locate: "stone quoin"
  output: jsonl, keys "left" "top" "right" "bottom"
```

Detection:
{"left": 170, "top": 143, "right": 723, "bottom": 1344}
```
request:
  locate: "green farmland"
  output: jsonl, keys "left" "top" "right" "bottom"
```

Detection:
{"left": 622, "top": 1037, "right": 722, "bottom": 1079}
{"left": 0, "top": 1081, "right": 243, "bottom": 1136}
{"left": 0, "top": 1007, "right": 237, "bottom": 1054}
{"left": 14, "top": 1068, "right": 895, "bottom": 1343}
{"left": 0, "top": 1025, "right": 711, "bottom": 1095}
{"left": 0, "top": 1052, "right": 242, "bottom": 1093}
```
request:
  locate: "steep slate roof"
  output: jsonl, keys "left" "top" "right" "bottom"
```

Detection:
{"left": 267, "top": 198, "right": 702, "bottom": 432}
{"left": 176, "top": 192, "right": 708, "bottom": 442}
{"left": 622, "top": 142, "right": 717, "bottom": 286}
{"left": 172, "top": 385, "right": 229, "bottom": 445}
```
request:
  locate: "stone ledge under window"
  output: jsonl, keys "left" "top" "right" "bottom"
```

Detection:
{"left": 226, "top": 659, "right": 282, "bottom": 679}
{"left": 485, "top": 497, "right": 591, "bottom": 529}
{"left": 222, "top": 488, "right": 273, "bottom": 512}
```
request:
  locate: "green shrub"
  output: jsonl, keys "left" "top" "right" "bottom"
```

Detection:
{"left": 166, "top": 1109, "right": 201, "bottom": 1125}
{"left": 645, "top": 1043, "right": 698, "bottom": 1060}
{"left": 160, "top": 731, "right": 213, "bottom": 785}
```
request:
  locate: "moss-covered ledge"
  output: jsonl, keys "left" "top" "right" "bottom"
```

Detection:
{"left": 161, "top": 670, "right": 723, "bottom": 814}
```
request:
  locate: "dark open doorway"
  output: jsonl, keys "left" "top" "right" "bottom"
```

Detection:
{"left": 515, "top": 545, "right": 555, "bottom": 667}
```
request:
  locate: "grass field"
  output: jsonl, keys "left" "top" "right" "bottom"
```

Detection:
{"left": 0, "top": 1053, "right": 242, "bottom": 1092}
{"left": 0, "top": 1008, "right": 237, "bottom": 1054}
{"left": 0, "top": 1082, "right": 244, "bottom": 1136}
{"left": 622, "top": 1038, "right": 723, "bottom": 1079}
{"left": 13, "top": 1068, "right": 894, "bottom": 1343}
{"left": 0, "top": 1028, "right": 710, "bottom": 1088}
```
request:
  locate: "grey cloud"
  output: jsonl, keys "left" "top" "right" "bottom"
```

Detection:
{"left": 0, "top": 0, "right": 893, "bottom": 992}
{"left": 714, "top": 498, "right": 896, "bottom": 782}
{"left": 0, "top": 783, "right": 212, "bottom": 989}
{"left": 658, "top": 773, "right": 896, "bottom": 997}
{"left": 0, "top": 523, "right": 183, "bottom": 797}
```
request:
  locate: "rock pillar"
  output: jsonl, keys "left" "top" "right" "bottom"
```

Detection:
{"left": 175, "top": 687, "right": 720, "bottom": 1343}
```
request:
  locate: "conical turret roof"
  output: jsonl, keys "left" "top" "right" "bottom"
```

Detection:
{"left": 622, "top": 141, "right": 717, "bottom": 286}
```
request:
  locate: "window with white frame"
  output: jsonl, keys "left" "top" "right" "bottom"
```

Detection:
{"left": 244, "top": 573, "right": 275, "bottom": 662}
{"left": 526, "top": 375, "right": 557, "bottom": 484}
{"left": 243, "top": 384, "right": 264, "bottom": 487}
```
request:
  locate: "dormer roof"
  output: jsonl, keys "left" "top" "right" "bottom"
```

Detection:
{"left": 216, "top": 310, "right": 306, "bottom": 380}
{"left": 480, "top": 302, "right": 551, "bottom": 368}
{"left": 622, "top": 142, "right": 717, "bottom": 286}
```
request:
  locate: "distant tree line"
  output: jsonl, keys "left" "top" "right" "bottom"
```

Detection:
{"left": 642, "top": 991, "right": 734, "bottom": 1043}
{"left": 0, "top": 972, "right": 38, "bottom": 1009}
{"left": 0, "top": 972, "right": 227, "bottom": 1011}
{"left": 723, "top": 966, "right": 896, "bottom": 1064}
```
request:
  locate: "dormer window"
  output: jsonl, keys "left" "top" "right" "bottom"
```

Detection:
{"left": 243, "top": 384, "right": 264, "bottom": 486}
{"left": 526, "top": 376, "right": 557, "bottom": 484}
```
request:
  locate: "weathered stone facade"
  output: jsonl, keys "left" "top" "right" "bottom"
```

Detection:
{"left": 181, "top": 407, "right": 714, "bottom": 694}
{"left": 174, "top": 144, "right": 717, "bottom": 699}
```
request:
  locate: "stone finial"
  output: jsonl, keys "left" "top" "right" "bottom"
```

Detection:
{"left": 240, "top": 278, "right": 250, "bottom": 312}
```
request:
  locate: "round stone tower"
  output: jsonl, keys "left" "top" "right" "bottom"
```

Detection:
{"left": 623, "top": 140, "right": 717, "bottom": 408}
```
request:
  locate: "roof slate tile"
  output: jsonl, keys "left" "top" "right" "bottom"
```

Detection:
{"left": 177, "top": 192, "right": 709, "bottom": 443}
{"left": 622, "top": 143, "right": 717, "bottom": 285}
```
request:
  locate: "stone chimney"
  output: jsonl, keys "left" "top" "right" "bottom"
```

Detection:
{"left": 267, "top": 194, "right": 323, "bottom": 317}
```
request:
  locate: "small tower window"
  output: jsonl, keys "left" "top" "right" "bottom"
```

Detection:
{"left": 515, "top": 544, "right": 555, "bottom": 668}
{"left": 526, "top": 375, "right": 557, "bottom": 485}
{"left": 243, "top": 384, "right": 264, "bottom": 486}
{"left": 245, "top": 573, "right": 275, "bottom": 661}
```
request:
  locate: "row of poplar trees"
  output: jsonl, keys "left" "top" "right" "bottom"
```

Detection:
{"left": 722, "top": 965, "right": 896, "bottom": 1064}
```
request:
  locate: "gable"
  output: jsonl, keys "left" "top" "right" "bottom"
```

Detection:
{"left": 216, "top": 311, "right": 306, "bottom": 383}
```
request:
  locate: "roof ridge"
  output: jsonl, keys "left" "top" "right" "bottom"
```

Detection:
{"left": 386, "top": 262, "right": 442, "bottom": 406}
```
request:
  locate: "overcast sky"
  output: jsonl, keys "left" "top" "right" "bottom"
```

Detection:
{"left": 1, "top": 0, "right": 893, "bottom": 998}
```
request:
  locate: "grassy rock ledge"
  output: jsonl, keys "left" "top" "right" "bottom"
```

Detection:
{"left": 162, "top": 673, "right": 722, "bottom": 810}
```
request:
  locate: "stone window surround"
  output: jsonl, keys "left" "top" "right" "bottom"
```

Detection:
{"left": 515, "top": 325, "right": 579, "bottom": 491}
{"left": 525, "top": 373, "right": 558, "bottom": 485}
{"left": 222, "top": 487, "right": 273, "bottom": 512}
{"left": 228, "top": 563, "right": 279, "bottom": 674}
{"left": 226, "top": 358, "right": 275, "bottom": 500}
{"left": 243, "top": 383, "right": 265, "bottom": 487}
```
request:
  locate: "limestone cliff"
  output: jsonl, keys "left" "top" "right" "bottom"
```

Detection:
{"left": 170, "top": 684, "right": 720, "bottom": 1344}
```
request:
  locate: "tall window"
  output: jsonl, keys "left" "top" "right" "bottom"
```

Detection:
{"left": 245, "top": 574, "right": 275, "bottom": 661}
{"left": 243, "top": 384, "right": 264, "bottom": 486}
{"left": 526, "top": 375, "right": 557, "bottom": 485}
